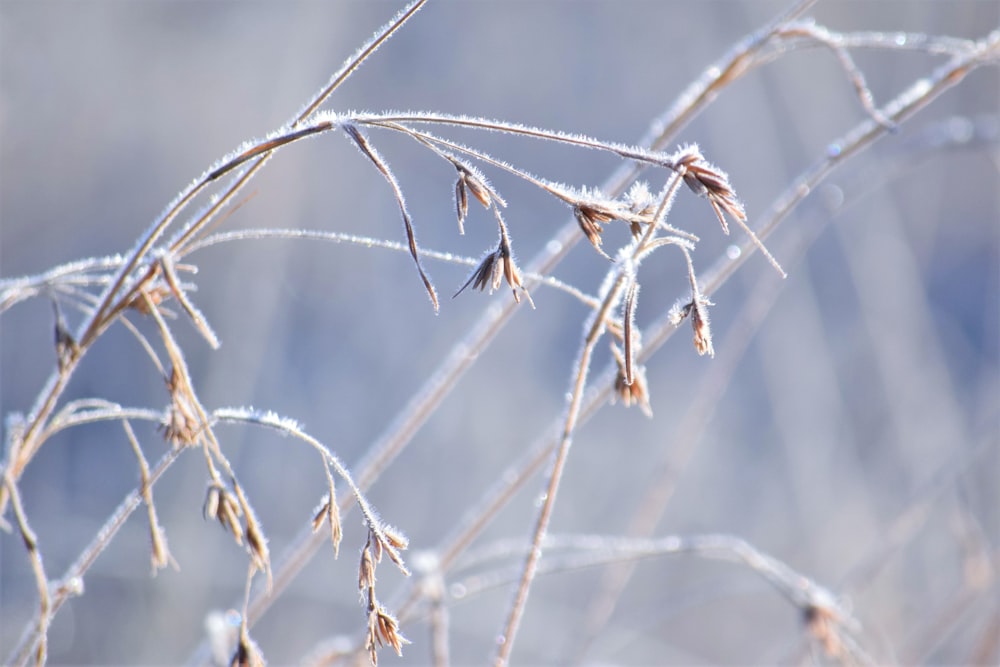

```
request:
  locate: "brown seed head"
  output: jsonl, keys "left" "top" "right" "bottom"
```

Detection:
{"left": 311, "top": 499, "right": 330, "bottom": 533}
{"left": 245, "top": 520, "right": 270, "bottom": 574}
{"left": 230, "top": 631, "right": 266, "bottom": 667}
{"left": 54, "top": 318, "right": 78, "bottom": 371}
{"left": 454, "top": 173, "right": 469, "bottom": 233}
{"left": 359, "top": 542, "right": 376, "bottom": 593}
{"left": 467, "top": 250, "right": 501, "bottom": 294}
{"left": 690, "top": 298, "right": 715, "bottom": 357}
{"left": 668, "top": 299, "right": 694, "bottom": 327}
{"left": 159, "top": 367, "right": 201, "bottom": 448}
{"left": 574, "top": 204, "right": 616, "bottom": 258}
{"left": 454, "top": 241, "right": 533, "bottom": 306}
{"left": 375, "top": 606, "right": 409, "bottom": 656}
{"left": 127, "top": 284, "right": 173, "bottom": 316}
{"left": 160, "top": 402, "right": 200, "bottom": 448}
{"left": 149, "top": 520, "right": 174, "bottom": 573}
{"left": 366, "top": 604, "right": 410, "bottom": 665}
{"left": 611, "top": 345, "right": 653, "bottom": 417}
{"left": 381, "top": 525, "right": 409, "bottom": 551}
{"left": 375, "top": 533, "right": 410, "bottom": 576}
{"left": 312, "top": 495, "right": 343, "bottom": 558}
{"left": 803, "top": 605, "right": 844, "bottom": 660}
{"left": 203, "top": 483, "right": 244, "bottom": 545}
{"left": 676, "top": 146, "right": 746, "bottom": 234}
{"left": 463, "top": 168, "right": 492, "bottom": 210}
{"left": 453, "top": 164, "right": 493, "bottom": 235}
{"left": 497, "top": 236, "right": 533, "bottom": 307}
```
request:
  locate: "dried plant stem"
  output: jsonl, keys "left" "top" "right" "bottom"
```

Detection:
{"left": 212, "top": 409, "right": 407, "bottom": 572}
{"left": 121, "top": 3, "right": 995, "bottom": 664}
{"left": 363, "top": 32, "right": 999, "bottom": 666}
{"left": 237, "top": 22, "right": 998, "bottom": 667}
{"left": 7, "top": 447, "right": 180, "bottom": 667}
{"left": 428, "top": 579, "right": 450, "bottom": 667}
{"left": 6, "top": 0, "right": 978, "bottom": 527}
{"left": 298, "top": 0, "right": 427, "bottom": 123}
{"left": 121, "top": 419, "right": 176, "bottom": 573}
{"left": 314, "top": 11, "right": 846, "bottom": 655}
{"left": 646, "top": 0, "right": 818, "bottom": 149}
{"left": 197, "top": 229, "right": 588, "bottom": 666}
{"left": 4, "top": 0, "right": 830, "bottom": 539}
{"left": 782, "top": 22, "right": 896, "bottom": 129}
{"left": 174, "top": 0, "right": 427, "bottom": 254}
{"left": 459, "top": 533, "right": 848, "bottom": 611}
{"left": 466, "top": 532, "right": 870, "bottom": 664}
{"left": 342, "top": 123, "right": 439, "bottom": 309}
{"left": 0, "top": 0, "right": 430, "bottom": 525}
{"left": 578, "top": 233, "right": 806, "bottom": 657}
{"left": 0, "top": 255, "right": 122, "bottom": 313}
{"left": 576, "top": 34, "right": 1000, "bottom": 443}
{"left": 697, "top": 29, "right": 999, "bottom": 306}
{"left": 186, "top": 228, "right": 597, "bottom": 308}
{"left": 491, "top": 295, "right": 619, "bottom": 666}
{"left": 493, "top": 168, "right": 682, "bottom": 664}
{"left": 361, "top": 112, "right": 676, "bottom": 166}
{"left": 4, "top": 474, "right": 49, "bottom": 667}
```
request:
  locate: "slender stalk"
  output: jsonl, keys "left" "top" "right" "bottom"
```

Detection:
{"left": 6, "top": 447, "right": 180, "bottom": 667}
{"left": 369, "top": 27, "right": 998, "bottom": 666}
{"left": 0, "top": 0, "right": 431, "bottom": 523}
{"left": 492, "top": 278, "right": 625, "bottom": 666}
{"left": 494, "top": 169, "right": 682, "bottom": 665}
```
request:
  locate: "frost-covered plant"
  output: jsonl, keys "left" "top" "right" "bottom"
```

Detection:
{"left": 2, "top": 1, "right": 996, "bottom": 665}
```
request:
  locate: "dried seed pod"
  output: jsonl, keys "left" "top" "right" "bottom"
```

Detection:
{"left": 454, "top": 240, "right": 533, "bottom": 306}
{"left": 159, "top": 367, "right": 201, "bottom": 448}
{"left": 463, "top": 167, "right": 492, "bottom": 209}
{"left": 230, "top": 630, "right": 266, "bottom": 667}
{"left": 204, "top": 483, "right": 244, "bottom": 545}
{"left": 455, "top": 249, "right": 499, "bottom": 298}
{"left": 203, "top": 484, "right": 222, "bottom": 522}
{"left": 148, "top": 519, "right": 174, "bottom": 573}
{"left": 366, "top": 602, "right": 410, "bottom": 665}
{"left": 311, "top": 493, "right": 343, "bottom": 557}
{"left": 803, "top": 605, "right": 845, "bottom": 661}
{"left": 381, "top": 525, "right": 409, "bottom": 551}
{"left": 690, "top": 298, "right": 714, "bottom": 357}
{"left": 574, "top": 204, "right": 615, "bottom": 258}
{"left": 53, "top": 314, "right": 78, "bottom": 371}
{"left": 454, "top": 173, "right": 469, "bottom": 233}
{"left": 374, "top": 605, "right": 409, "bottom": 656}
{"left": 311, "top": 498, "right": 330, "bottom": 533}
{"left": 245, "top": 519, "right": 269, "bottom": 574}
{"left": 611, "top": 344, "right": 653, "bottom": 417}
{"left": 359, "top": 540, "right": 376, "bottom": 592}
{"left": 675, "top": 146, "right": 746, "bottom": 234}
{"left": 127, "top": 284, "right": 172, "bottom": 315}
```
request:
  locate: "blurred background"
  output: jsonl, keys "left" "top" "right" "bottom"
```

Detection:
{"left": 1, "top": 1, "right": 997, "bottom": 664}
